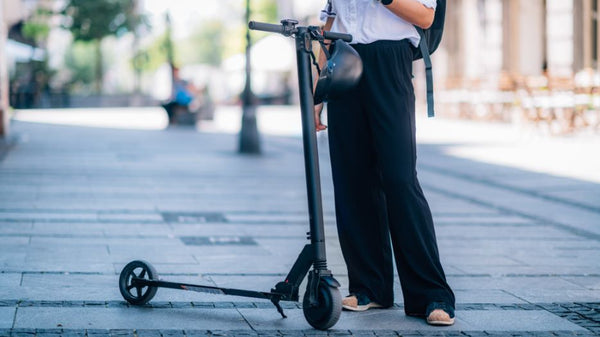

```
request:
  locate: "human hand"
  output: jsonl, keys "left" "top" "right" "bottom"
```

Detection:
{"left": 314, "top": 103, "right": 327, "bottom": 132}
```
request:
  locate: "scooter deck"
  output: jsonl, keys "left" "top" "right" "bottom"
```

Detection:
{"left": 133, "top": 278, "right": 283, "bottom": 300}
{"left": 132, "top": 278, "right": 289, "bottom": 317}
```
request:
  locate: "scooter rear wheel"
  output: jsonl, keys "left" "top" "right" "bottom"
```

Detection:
{"left": 302, "top": 281, "right": 342, "bottom": 330}
{"left": 119, "top": 260, "right": 158, "bottom": 305}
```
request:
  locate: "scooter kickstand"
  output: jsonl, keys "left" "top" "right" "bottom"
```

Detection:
{"left": 271, "top": 298, "right": 287, "bottom": 318}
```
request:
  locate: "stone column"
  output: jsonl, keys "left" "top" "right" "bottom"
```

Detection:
{"left": 481, "top": 0, "right": 504, "bottom": 77}
{"left": 573, "top": 0, "right": 600, "bottom": 72}
{"left": 546, "top": 0, "right": 574, "bottom": 76}
{"left": 440, "top": 0, "right": 502, "bottom": 81}
{"left": 0, "top": 2, "right": 9, "bottom": 138}
{"left": 503, "top": 0, "right": 546, "bottom": 76}
{"left": 597, "top": 0, "right": 600, "bottom": 73}
{"left": 573, "top": 0, "right": 585, "bottom": 71}
{"left": 441, "top": 0, "right": 464, "bottom": 79}
{"left": 462, "top": 0, "right": 482, "bottom": 79}
{"left": 583, "top": 0, "right": 593, "bottom": 69}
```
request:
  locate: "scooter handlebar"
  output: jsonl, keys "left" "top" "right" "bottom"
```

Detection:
{"left": 322, "top": 31, "right": 352, "bottom": 43}
{"left": 249, "top": 20, "right": 353, "bottom": 42}
{"left": 248, "top": 21, "right": 285, "bottom": 34}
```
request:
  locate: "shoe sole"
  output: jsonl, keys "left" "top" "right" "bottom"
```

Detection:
{"left": 342, "top": 302, "right": 383, "bottom": 312}
{"left": 426, "top": 318, "right": 455, "bottom": 326}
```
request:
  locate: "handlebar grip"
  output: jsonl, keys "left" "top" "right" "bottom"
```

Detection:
{"left": 323, "top": 31, "right": 353, "bottom": 42}
{"left": 248, "top": 21, "right": 285, "bottom": 34}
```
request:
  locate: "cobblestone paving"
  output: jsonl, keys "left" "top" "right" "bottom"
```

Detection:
{"left": 0, "top": 329, "right": 598, "bottom": 337}
{"left": 2, "top": 116, "right": 600, "bottom": 336}
{"left": 540, "top": 304, "right": 600, "bottom": 334}
{"left": 0, "top": 301, "right": 598, "bottom": 334}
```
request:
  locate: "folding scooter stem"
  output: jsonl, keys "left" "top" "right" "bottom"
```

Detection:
{"left": 296, "top": 27, "right": 328, "bottom": 269}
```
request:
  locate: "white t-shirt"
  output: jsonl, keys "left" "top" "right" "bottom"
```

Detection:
{"left": 320, "top": 0, "right": 437, "bottom": 46}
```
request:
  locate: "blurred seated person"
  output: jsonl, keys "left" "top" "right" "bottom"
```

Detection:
{"left": 161, "top": 67, "right": 195, "bottom": 123}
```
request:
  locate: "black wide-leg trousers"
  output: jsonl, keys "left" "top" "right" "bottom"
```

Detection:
{"left": 326, "top": 39, "right": 455, "bottom": 315}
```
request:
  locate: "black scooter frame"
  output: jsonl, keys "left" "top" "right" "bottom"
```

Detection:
{"left": 127, "top": 20, "right": 352, "bottom": 319}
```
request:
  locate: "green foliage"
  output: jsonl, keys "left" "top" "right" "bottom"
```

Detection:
{"left": 61, "top": 0, "right": 147, "bottom": 41}
{"left": 134, "top": 31, "right": 170, "bottom": 72}
{"left": 64, "top": 41, "right": 96, "bottom": 90}
{"left": 61, "top": 0, "right": 149, "bottom": 93}
{"left": 178, "top": 20, "right": 225, "bottom": 66}
{"left": 22, "top": 8, "right": 54, "bottom": 45}
{"left": 22, "top": 22, "right": 50, "bottom": 43}
{"left": 251, "top": 0, "right": 278, "bottom": 23}
{"left": 223, "top": 0, "right": 279, "bottom": 59}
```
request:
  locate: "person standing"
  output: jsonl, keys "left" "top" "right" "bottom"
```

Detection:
{"left": 315, "top": 0, "right": 456, "bottom": 326}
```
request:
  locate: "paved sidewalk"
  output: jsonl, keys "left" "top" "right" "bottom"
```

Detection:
{"left": 1, "top": 107, "right": 600, "bottom": 336}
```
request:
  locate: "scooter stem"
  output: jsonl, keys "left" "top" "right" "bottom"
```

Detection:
{"left": 295, "top": 27, "right": 328, "bottom": 270}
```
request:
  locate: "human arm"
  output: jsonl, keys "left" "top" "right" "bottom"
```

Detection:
{"left": 382, "top": 0, "right": 435, "bottom": 29}
{"left": 313, "top": 16, "right": 335, "bottom": 132}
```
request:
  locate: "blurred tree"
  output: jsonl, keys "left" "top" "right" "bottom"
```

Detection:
{"left": 136, "top": 0, "right": 276, "bottom": 71}
{"left": 64, "top": 41, "right": 96, "bottom": 93}
{"left": 225, "top": 0, "right": 278, "bottom": 59}
{"left": 61, "top": 0, "right": 148, "bottom": 93}
{"left": 178, "top": 20, "right": 225, "bottom": 66}
{"left": 252, "top": 0, "right": 278, "bottom": 23}
{"left": 134, "top": 31, "right": 170, "bottom": 72}
{"left": 22, "top": 8, "right": 52, "bottom": 47}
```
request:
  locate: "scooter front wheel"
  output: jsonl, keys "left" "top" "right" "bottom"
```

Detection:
{"left": 119, "top": 260, "right": 158, "bottom": 305}
{"left": 302, "top": 281, "right": 342, "bottom": 330}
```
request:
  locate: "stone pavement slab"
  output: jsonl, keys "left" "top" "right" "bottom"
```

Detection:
{"left": 0, "top": 308, "right": 15, "bottom": 329}
{"left": 451, "top": 290, "right": 527, "bottom": 304}
{"left": 0, "top": 274, "right": 21, "bottom": 288}
{"left": 0, "top": 262, "right": 116, "bottom": 274}
{"left": 504, "top": 289, "right": 600, "bottom": 303}
{"left": 241, "top": 308, "right": 475, "bottom": 331}
{"left": 13, "top": 307, "right": 249, "bottom": 330}
{"left": 240, "top": 308, "right": 584, "bottom": 332}
{"left": 457, "top": 310, "right": 587, "bottom": 331}
{"left": 562, "top": 277, "right": 600, "bottom": 290}
{"left": 419, "top": 169, "right": 600, "bottom": 238}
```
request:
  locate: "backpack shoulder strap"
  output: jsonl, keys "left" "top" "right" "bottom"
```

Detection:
{"left": 416, "top": 27, "right": 435, "bottom": 118}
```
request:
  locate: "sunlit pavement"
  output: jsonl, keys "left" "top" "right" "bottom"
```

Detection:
{"left": 1, "top": 106, "right": 600, "bottom": 336}
{"left": 13, "top": 106, "right": 600, "bottom": 184}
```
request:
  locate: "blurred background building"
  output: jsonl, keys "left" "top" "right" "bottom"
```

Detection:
{"left": 434, "top": 0, "right": 599, "bottom": 133}
{"left": 1, "top": 0, "right": 599, "bottom": 137}
{"left": 1, "top": 0, "right": 45, "bottom": 137}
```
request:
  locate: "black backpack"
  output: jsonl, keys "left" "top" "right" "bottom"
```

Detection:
{"left": 413, "top": 0, "right": 446, "bottom": 117}
{"left": 412, "top": 0, "right": 446, "bottom": 60}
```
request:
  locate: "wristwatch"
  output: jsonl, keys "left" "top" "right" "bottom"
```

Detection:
{"left": 379, "top": 0, "right": 393, "bottom": 5}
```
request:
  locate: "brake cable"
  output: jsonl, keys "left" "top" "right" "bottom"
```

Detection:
{"left": 307, "top": 27, "right": 332, "bottom": 75}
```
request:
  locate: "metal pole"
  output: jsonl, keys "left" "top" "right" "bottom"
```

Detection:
{"left": 165, "top": 12, "right": 174, "bottom": 83}
{"left": 239, "top": 0, "right": 261, "bottom": 154}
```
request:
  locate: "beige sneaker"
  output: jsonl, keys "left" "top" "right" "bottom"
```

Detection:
{"left": 342, "top": 294, "right": 383, "bottom": 312}
{"left": 425, "top": 302, "right": 455, "bottom": 326}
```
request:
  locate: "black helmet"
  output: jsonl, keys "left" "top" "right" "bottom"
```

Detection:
{"left": 314, "top": 39, "right": 363, "bottom": 104}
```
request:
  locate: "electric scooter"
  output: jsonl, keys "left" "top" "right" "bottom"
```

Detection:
{"left": 118, "top": 19, "right": 354, "bottom": 330}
